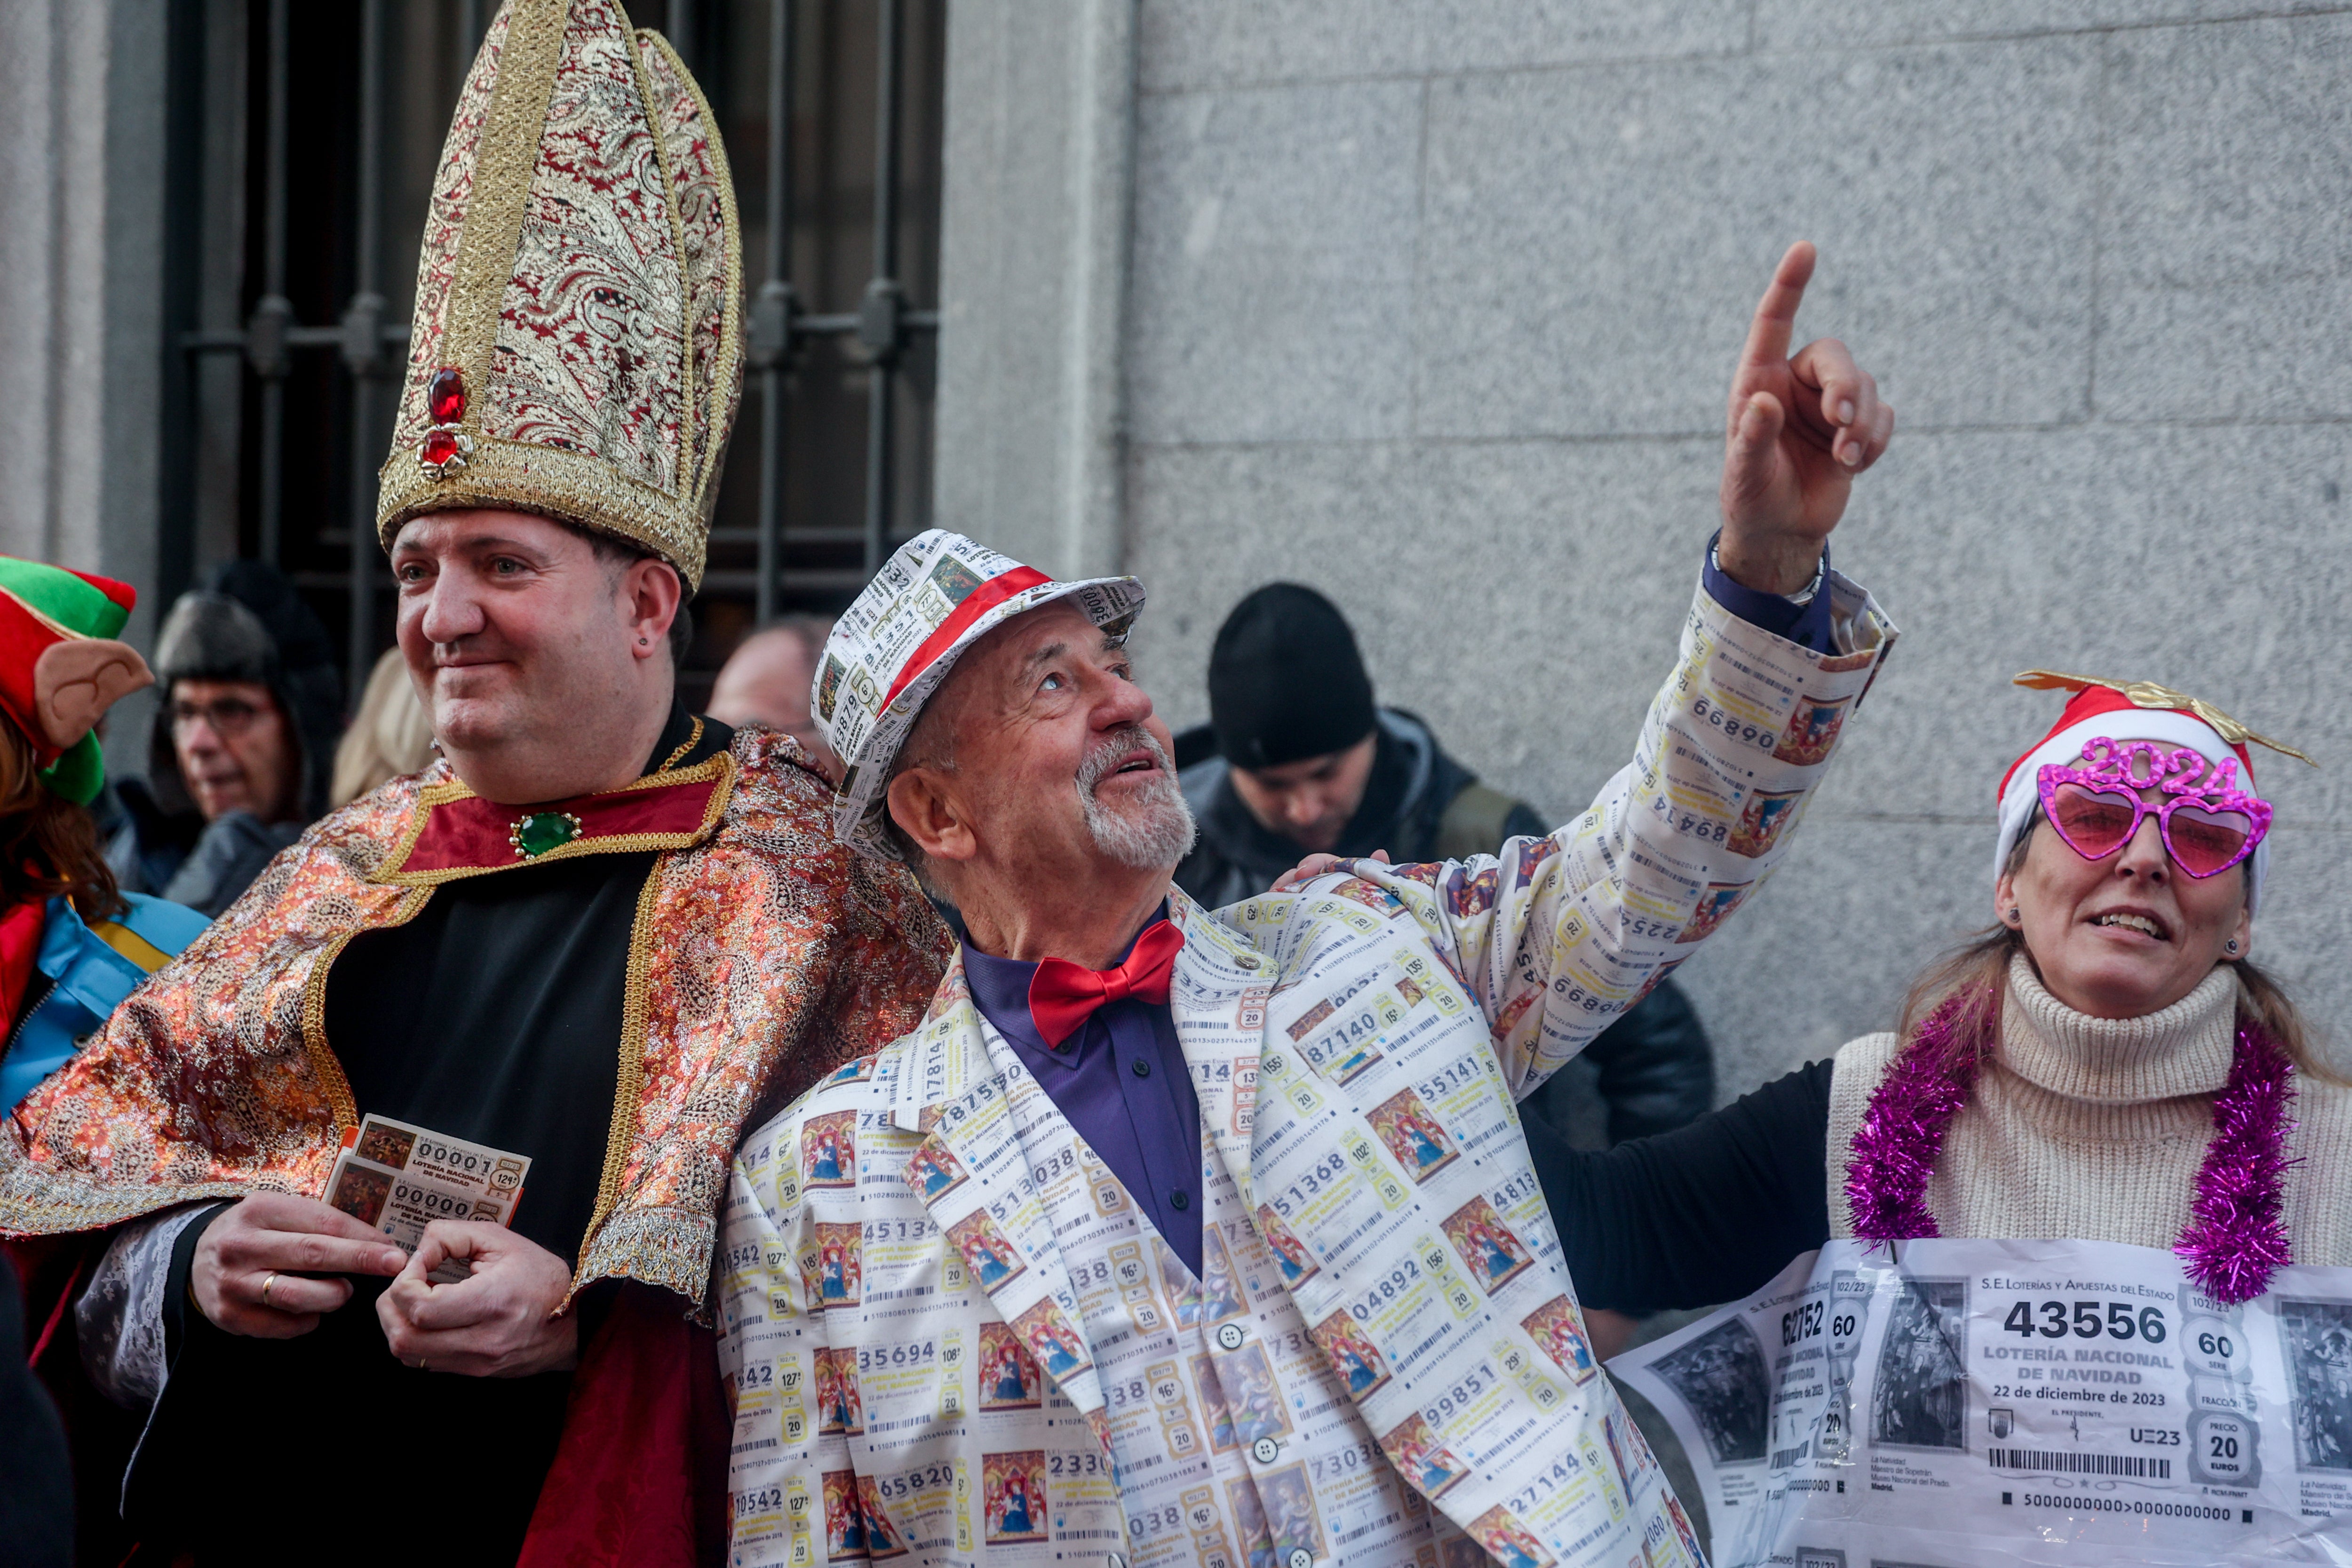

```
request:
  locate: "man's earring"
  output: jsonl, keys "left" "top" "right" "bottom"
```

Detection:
{"left": 639, "top": 637, "right": 650, "bottom": 646}
{"left": 2005, "top": 909, "right": 2020, "bottom": 925}
{"left": 2226, "top": 939, "right": 2241, "bottom": 955}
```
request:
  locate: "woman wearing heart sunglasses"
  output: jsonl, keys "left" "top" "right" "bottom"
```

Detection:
{"left": 1520, "top": 670, "right": 2350, "bottom": 1323}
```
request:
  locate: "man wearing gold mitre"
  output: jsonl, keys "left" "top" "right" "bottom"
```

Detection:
{"left": 0, "top": 5, "right": 949, "bottom": 1564}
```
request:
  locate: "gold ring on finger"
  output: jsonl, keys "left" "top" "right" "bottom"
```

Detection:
{"left": 261, "top": 1271, "right": 278, "bottom": 1306}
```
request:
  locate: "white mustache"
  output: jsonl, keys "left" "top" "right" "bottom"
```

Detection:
{"left": 1076, "top": 726, "right": 1170, "bottom": 795}
{"left": 1073, "top": 724, "right": 1196, "bottom": 869}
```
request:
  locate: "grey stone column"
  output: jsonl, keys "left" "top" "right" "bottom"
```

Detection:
{"left": 0, "top": 0, "right": 172, "bottom": 769}
{"left": 932, "top": 0, "right": 1136, "bottom": 581}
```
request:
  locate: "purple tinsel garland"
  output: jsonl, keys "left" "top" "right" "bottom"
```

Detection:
{"left": 2176, "top": 1021, "right": 2300, "bottom": 1304}
{"left": 1846, "top": 993, "right": 2299, "bottom": 1306}
{"left": 1843, "top": 993, "right": 1983, "bottom": 1248}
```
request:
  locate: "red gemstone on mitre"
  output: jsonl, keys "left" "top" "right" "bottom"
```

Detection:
{"left": 422, "top": 427, "right": 461, "bottom": 468}
{"left": 428, "top": 366, "right": 466, "bottom": 425}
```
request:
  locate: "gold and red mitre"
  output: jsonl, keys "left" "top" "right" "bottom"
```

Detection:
{"left": 374, "top": 0, "right": 743, "bottom": 589}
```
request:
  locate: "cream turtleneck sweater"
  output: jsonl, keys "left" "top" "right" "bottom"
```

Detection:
{"left": 1826, "top": 954, "right": 2352, "bottom": 1266}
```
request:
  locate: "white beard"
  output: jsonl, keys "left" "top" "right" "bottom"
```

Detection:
{"left": 1074, "top": 728, "right": 1197, "bottom": 870}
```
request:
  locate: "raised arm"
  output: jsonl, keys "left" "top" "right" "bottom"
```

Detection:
{"left": 1717, "top": 239, "right": 1894, "bottom": 593}
{"left": 1289, "top": 244, "right": 1900, "bottom": 1095}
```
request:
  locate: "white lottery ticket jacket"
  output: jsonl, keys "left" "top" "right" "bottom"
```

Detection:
{"left": 718, "top": 572, "right": 1898, "bottom": 1568}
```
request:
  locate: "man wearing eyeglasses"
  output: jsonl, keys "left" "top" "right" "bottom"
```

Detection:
{"left": 101, "top": 560, "right": 344, "bottom": 918}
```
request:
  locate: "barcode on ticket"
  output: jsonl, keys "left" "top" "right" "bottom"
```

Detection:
{"left": 1988, "top": 1448, "right": 2171, "bottom": 1480}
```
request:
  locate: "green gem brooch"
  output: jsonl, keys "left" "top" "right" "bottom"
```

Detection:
{"left": 509, "top": 810, "right": 585, "bottom": 860}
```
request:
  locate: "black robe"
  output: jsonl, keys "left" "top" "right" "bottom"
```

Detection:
{"left": 129, "top": 708, "right": 731, "bottom": 1567}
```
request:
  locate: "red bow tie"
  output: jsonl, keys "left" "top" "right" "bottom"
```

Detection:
{"left": 1026, "top": 920, "right": 1186, "bottom": 1049}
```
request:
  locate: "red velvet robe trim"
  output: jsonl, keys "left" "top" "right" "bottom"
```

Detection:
{"left": 392, "top": 773, "right": 726, "bottom": 876}
{"left": 517, "top": 1282, "right": 730, "bottom": 1568}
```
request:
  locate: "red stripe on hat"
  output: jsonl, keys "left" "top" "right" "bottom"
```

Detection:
{"left": 882, "top": 565, "right": 1054, "bottom": 712}
{"left": 1997, "top": 684, "right": 2253, "bottom": 803}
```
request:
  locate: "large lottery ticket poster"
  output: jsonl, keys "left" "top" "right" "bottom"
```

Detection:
{"left": 1612, "top": 1238, "right": 2352, "bottom": 1567}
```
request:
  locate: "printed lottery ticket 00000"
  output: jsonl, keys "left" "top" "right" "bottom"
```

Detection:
{"left": 325, "top": 1114, "right": 532, "bottom": 1284}
{"left": 345, "top": 1112, "right": 529, "bottom": 1201}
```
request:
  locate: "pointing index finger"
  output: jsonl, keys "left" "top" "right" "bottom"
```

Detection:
{"left": 1737, "top": 241, "right": 1818, "bottom": 374}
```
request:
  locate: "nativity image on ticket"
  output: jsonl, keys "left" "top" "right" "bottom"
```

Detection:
{"left": 323, "top": 1113, "right": 530, "bottom": 1284}
{"left": 1611, "top": 1237, "right": 2352, "bottom": 1567}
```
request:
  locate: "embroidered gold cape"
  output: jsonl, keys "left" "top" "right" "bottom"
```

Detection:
{"left": 0, "top": 727, "right": 949, "bottom": 1307}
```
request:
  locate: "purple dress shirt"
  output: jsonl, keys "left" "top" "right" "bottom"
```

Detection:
{"left": 954, "top": 549, "right": 1824, "bottom": 1282}
{"left": 962, "top": 913, "right": 1205, "bottom": 1276}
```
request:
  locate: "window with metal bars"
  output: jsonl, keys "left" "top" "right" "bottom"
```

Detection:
{"left": 159, "top": 0, "right": 944, "bottom": 707}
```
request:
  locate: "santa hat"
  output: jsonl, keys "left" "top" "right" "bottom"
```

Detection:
{"left": 1995, "top": 671, "right": 2312, "bottom": 913}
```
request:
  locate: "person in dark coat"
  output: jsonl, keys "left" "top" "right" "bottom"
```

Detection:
{"left": 1, "top": 1249, "right": 74, "bottom": 1568}
{"left": 101, "top": 560, "right": 343, "bottom": 918}
{"left": 1173, "top": 583, "right": 1715, "bottom": 1353}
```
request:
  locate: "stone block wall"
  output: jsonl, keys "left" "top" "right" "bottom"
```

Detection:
{"left": 952, "top": 2, "right": 2352, "bottom": 1098}
{"left": 0, "top": 0, "right": 173, "bottom": 772}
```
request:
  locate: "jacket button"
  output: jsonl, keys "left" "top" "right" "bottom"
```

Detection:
{"left": 1288, "top": 1550, "right": 1315, "bottom": 1568}
{"left": 1105, "top": 1555, "right": 1129, "bottom": 1568}
{"left": 1216, "top": 1322, "right": 1245, "bottom": 1351}
{"left": 1131, "top": 1058, "right": 1151, "bottom": 1078}
{"left": 1251, "top": 1436, "right": 1280, "bottom": 1463}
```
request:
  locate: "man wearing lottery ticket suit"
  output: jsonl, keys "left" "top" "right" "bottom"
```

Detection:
{"left": 0, "top": 6, "right": 948, "bottom": 1566}
{"left": 716, "top": 241, "right": 1901, "bottom": 1568}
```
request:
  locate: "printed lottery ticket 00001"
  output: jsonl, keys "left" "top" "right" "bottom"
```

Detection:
{"left": 1610, "top": 1237, "right": 2352, "bottom": 1567}
{"left": 325, "top": 1114, "right": 531, "bottom": 1284}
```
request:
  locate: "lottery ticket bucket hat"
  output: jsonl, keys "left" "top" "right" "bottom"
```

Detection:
{"left": 374, "top": 0, "right": 744, "bottom": 590}
{"left": 818, "top": 530, "right": 1145, "bottom": 861}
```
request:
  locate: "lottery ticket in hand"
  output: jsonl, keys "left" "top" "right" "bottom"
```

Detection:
{"left": 345, "top": 1113, "right": 529, "bottom": 1202}
{"left": 324, "top": 1115, "right": 530, "bottom": 1283}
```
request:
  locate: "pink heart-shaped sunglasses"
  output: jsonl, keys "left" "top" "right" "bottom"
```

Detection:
{"left": 2036, "top": 737, "right": 2271, "bottom": 879}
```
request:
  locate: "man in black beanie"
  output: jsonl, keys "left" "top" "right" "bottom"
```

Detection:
{"left": 1173, "top": 581, "right": 1554, "bottom": 902}
{"left": 1173, "top": 583, "right": 1714, "bottom": 1354}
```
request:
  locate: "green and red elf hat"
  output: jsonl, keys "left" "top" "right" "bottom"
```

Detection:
{"left": 0, "top": 558, "right": 155, "bottom": 805}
